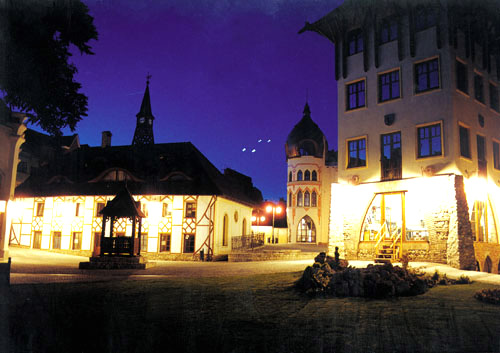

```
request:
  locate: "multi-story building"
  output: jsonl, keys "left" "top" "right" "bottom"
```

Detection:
{"left": 285, "top": 103, "right": 337, "bottom": 245}
{"left": 8, "top": 80, "right": 262, "bottom": 260}
{"left": 300, "top": 0, "right": 500, "bottom": 270}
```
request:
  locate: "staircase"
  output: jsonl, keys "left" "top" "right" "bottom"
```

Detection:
{"left": 373, "top": 222, "right": 402, "bottom": 263}
{"left": 375, "top": 243, "right": 400, "bottom": 263}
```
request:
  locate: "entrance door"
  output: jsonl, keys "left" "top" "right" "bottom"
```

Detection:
{"left": 361, "top": 192, "right": 406, "bottom": 243}
{"left": 33, "top": 231, "right": 42, "bottom": 249}
{"left": 477, "top": 135, "right": 487, "bottom": 178}
{"left": 381, "top": 132, "right": 402, "bottom": 181}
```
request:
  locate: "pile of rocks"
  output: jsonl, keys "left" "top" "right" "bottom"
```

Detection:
{"left": 296, "top": 253, "right": 429, "bottom": 298}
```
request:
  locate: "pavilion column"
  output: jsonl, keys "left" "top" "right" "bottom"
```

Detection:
{"left": 131, "top": 217, "right": 136, "bottom": 256}
{"left": 138, "top": 217, "right": 142, "bottom": 256}
{"left": 98, "top": 216, "right": 107, "bottom": 256}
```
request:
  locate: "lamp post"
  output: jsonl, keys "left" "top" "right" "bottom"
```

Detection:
{"left": 266, "top": 204, "right": 282, "bottom": 244}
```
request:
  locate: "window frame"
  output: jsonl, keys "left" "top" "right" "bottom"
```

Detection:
{"left": 304, "top": 191, "right": 310, "bottom": 207}
{"left": 346, "top": 79, "right": 366, "bottom": 111}
{"left": 414, "top": 57, "right": 440, "bottom": 94}
{"left": 347, "top": 28, "right": 363, "bottom": 56}
{"left": 459, "top": 123, "right": 472, "bottom": 160}
{"left": 311, "top": 170, "right": 317, "bottom": 181}
{"left": 72, "top": 231, "right": 82, "bottom": 250}
{"left": 455, "top": 59, "right": 468, "bottom": 95}
{"left": 493, "top": 139, "right": 500, "bottom": 170}
{"left": 159, "top": 233, "right": 171, "bottom": 252}
{"left": 378, "top": 68, "right": 401, "bottom": 103}
{"left": 414, "top": 6, "right": 437, "bottom": 32}
{"left": 297, "top": 191, "right": 303, "bottom": 207}
{"left": 416, "top": 121, "right": 444, "bottom": 159}
{"left": 379, "top": 17, "right": 398, "bottom": 44}
{"left": 35, "top": 202, "right": 45, "bottom": 217}
{"left": 474, "top": 72, "right": 485, "bottom": 104}
{"left": 489, "top": 82, "right": 499, "bottom": 113}
{"left": 346, "top": 136, "right": 367, "bottom": 169}
{"left": 185, "top": 201, "right": 196, "bottom": 219}
{"left": 311, "top": 191, "right": 317, "bottom": 207}
{"left": 297, "top": 170, "right": 303, "bottom": 181}
{"left": 183, "top": 233, "right": 195, "bottom": 253}
{"left": 95, "top": 202, "right": 105, "bottom": 218}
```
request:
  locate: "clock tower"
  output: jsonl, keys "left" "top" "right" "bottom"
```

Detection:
{"left": 132, "top": 75, "right": 155, "bottom": 146}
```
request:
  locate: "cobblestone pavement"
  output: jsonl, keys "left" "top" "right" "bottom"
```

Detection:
{"left": 5, "top": 247, "right": 500, "bottom": 285}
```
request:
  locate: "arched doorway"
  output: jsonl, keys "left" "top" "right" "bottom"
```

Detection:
{"left": 484, "top": 256, "right": 492, "bottom": 273}
{"left": 297, "top": 216, "right": 316, "bottom": 243}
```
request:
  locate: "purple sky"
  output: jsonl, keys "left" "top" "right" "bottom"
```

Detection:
{"left": 52, "top": 0, "right": 342, "bottom": 200}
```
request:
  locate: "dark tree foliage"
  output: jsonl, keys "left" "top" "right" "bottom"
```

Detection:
{"left": 0, "top": 0, "right": 98, "bottom": 135}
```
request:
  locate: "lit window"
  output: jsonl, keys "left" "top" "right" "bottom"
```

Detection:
{"left": 52, "top": 232, "right": 61, "bottom": 249}
{"left": 417, "top": 123, "right": 442, "bottom": 158}
{"left": 490, "top": 83, "right": 499, "bottom": 112}
{"left": 304, "top": 191, "right": 310, "bottom": 207}
{"left": 493, "top": 141, "right": 500, "bottom": 170}
{"left": 95, "top": 202, "right": 105, "bottom": 217}
{"left": 378, "top": 70, "right": 400, "bottom": 102}
{"left": 311, "top": 191, "right": 317, "bottom": 207}
{"left": 459, "top": 125, "right": 471, "bottom": 158}
{"left": 185, "top": 202, "right": 196, "bottom": 218}
{"left": 75, "top": 203, "right": 81, "bottom": 217}
{"left": 346, "top": 80, "right": 366, "bottom": 110}
{"left": 474, "top": 74, "right": 484, "bottom": 103}
{"left": 347, "top": 29, "right": 363, "bottom": 55}
{"left": 162, "top": 203, "right": 171, "bottom": 217}
{"left": 304, "top": 170, "right": 310, "bottom": 181}
{"left": 414, "top": 6, "right": 436, "bottom": 32}
{"left": 141, "top": 233, "right": 148, "bottom": 252}
{"left": 347, "top": 138, "right": 367, "bottom": 168}
{"left": 379, "top": 17, "right": 398, "bottom": 44}
{"left": 415, "top": 58, "right": 439, "bottom": 93}
{"left": 159, "top": 233, "right": 171, "bottom": 252}
{"left": 297, "top": 170, "right": 303, "bottom": 181}
{"left": 456, "top": 60, "right": 468, "bottom": 94}
{"left": 297, "top": 191, "right": 303, "bottom": 207}
{"left": 35, "top": 202, "right": 45, "bottom": 217}
{"left": 312, "top": 171, "right": 317, "bottom": 181}
{"left": 72, "top": 232, "right": 82, "bottom": 250}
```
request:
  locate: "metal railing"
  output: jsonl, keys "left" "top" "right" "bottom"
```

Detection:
{"left": 231, "top": 233, "right": 264, "bottom": 250}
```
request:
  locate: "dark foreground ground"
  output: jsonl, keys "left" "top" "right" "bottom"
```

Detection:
{"left": 5, "top": 271, "right": 500, "bottom": 353}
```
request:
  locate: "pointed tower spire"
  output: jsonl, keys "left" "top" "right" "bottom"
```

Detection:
{"left": 303, "top": 101, "right": 311, "bottom": 118}
{"left": 132, "top": 74, "right": 155, "bottom": 146}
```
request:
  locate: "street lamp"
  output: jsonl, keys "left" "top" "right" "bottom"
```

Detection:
{"left": 266, "top": 204, "right": 282, "bottom": 244}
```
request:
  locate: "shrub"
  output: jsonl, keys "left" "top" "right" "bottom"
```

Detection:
{"left": 455, "top": 274, "right": 471, "bottom": 284}
{"left": 475, "top": 289, "right": 500, "bottom": 305}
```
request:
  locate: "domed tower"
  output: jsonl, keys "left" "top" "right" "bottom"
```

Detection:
{"left": 285, "top": 103, "right": 336, "bottom": 245}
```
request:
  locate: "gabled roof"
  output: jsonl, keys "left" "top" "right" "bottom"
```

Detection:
{"left": 16, "top": 141, "right": 263, "bottom": 206}
{"left": 100, "top": 187, "right": 145, "bottom": 218}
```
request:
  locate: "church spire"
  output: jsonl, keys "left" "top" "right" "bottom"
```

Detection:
{"left": 132, "top": 75, "right": 155, "bottom": 146}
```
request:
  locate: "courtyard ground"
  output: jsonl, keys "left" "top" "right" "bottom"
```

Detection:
{"left": 3, "top": 248, "right": 500, "bottom": 352}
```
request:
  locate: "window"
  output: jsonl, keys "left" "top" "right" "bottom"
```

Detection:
{"left": 297, "top": 170, "right": 303, "bottom": 181}
{"left": 35, "top": 202, "right": 44, "bottom": 217}
{"left": 288, "top": 192, "right": 292, "bottom": 207}
{"left": 346, "top": 80, "right": 366, "bottom": 110}
{"left": 141, "top": 203, "right": 148, "bottom": 217}
{"left": 297, "top": 191, "right": 303, "bottom": 207}
{"left": 347, "top": 29, "right": 363, "bottom": 55}
{"left": 162, "top": 203, "right": 171, "bottom": 217}
{"left": 304, "top": 191, "right": 310, "bottom": 207}
{"left": 33, "top": 231, "right": 42, "bottom": 249}
{"left": 304, "top": 170, "right": 310, "bottom": 181}
{"left": 185, "top": 202, "right": 196, "bottom": 218}
{"left": 459, "top": 125, "right": 471, "bottom": 158}
{"left": 183, "top": 234, "right": 195, "bottom": 253}
{"left": 415, "top": 58, "right": 439, "bottom": 93}
{"left": 490, "top": 83, "right": 499, "bottom": 112}
{"left": 494, "top": 141, "right": 500, "bottom": 170}
{"left": 379, "top": 17, "right": 398, "bottom": 44}
{"left": 414, "top": 6, "right": 436, "bottom": 32}
{"left": 159, "top": 233, "right": 171, "bottom": 252}
{"left": 311, "top": 171, "right": 317, "bottom": 181}
{"left": 347, "top": 138, "right": 367, "bottom": 168}
{"left": 75, "top": 203, "right": 81, "bottom": 217}
{"left": 222, "top": 214, "right": 228, "bottom": 246}
{"left": 288, "top": 171, "right": 292, "bottom": 182}
{"left": 54, "top": 202, "right": 64, "bottom": 217}
{"left": 311, "top": 191, "right": 317, "bottom": 207}
{"left": 474, "top": 74, "right": 484, "bottom": 103}
{"left": 456, "top": 60, "right": 468, "bottom": 94}
{"left": 141, "top": 233, "right": 148, "bottom": 252}
{"left": 52, "top": 232, "right": 61, "bottom": 250}
{"left": 417, "top": 123, "right": 442, "bottom": 158}
{"left": 102, "top": 169, "right": 131, "bottom": 181}
{"left": 95, "top": 202, "right": 105, "bottom": 217}
{"left": 378, "top": 70, "right": 400, "bottom": 102}
{"left": 297, "top": 216, "right": 316, "bottom": 243}
{"left": 72, "top": 232, "right": 82, "bottom": 250}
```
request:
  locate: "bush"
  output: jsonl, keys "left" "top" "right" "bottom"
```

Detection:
{"left": 475, "top": 289, "right": 500, "bottom": 305}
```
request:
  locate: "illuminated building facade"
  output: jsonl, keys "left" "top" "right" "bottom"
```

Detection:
{"left": 9, "top": 82, "right": 262, "bottom": 260}
{"left": 301, "top": 0, "right": 500, "bottom": 270}
{"left": 285, "top": 103, "right": 337, "bottom": 245}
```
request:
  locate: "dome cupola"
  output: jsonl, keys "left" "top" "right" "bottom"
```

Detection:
{"left": 285, "top": 103, "right": 327, "bottom": 160}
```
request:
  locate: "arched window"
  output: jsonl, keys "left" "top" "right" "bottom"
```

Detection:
{"left": 311, "top": 191, "right": 317, "bottom": 207}
{"left": 222, "top": 214, "right": 229, "bottom": 246}
{"left": 297, "top": 170, "right": 303, "bottom": 181}
{"left": 288, "top": 192, "right": 292, "bottom": 207}
{"left": 242, "top": 218, "right": 247, "bottom": 236}
{"left": 297, "top": 191, "right": 303, "bottom": 207}
{"left": 297, "top": 216, "right": 316, "bottom": 242}
{"left": 312, "top": 170, "right": 317, "bottom": 181}
{"left": 485, "top": 256, "right": 492, "bottom": 273}
{"left": 304, "top": 170, "right": 310, "bottom": 181}
{"left": 304, "top": 191, "right": 310, "bottom": 207}
{"left": 288, "top": 171, "right": 292, "bottom": 182}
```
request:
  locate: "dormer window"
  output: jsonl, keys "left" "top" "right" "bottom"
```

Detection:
{"left": 139, "top": 117, "right": 145, "bottom": 123}
{"left": 102, "top": 169, "right": 131, "bottom": 181}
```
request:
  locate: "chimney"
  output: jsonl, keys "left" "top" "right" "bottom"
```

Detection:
{"left": 101, "top": 131, "right": 112, "bottom": 148}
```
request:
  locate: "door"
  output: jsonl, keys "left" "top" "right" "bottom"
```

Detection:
{"left": 477, "top": 135, "right": 487, "bottom": 178}
{"left": 33, "top": 231, "right": 42, "bottom": 249}
{"left": 381, "top": 132, "right": 402, "bottom": 181}
{"left": 52, "top": 232, "right": 61, "bottom": 249}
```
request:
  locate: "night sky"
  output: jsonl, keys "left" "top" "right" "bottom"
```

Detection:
{"left": 49, "top": 0, "right": 343, "bottom": 200}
